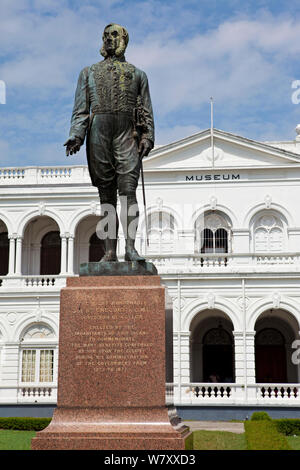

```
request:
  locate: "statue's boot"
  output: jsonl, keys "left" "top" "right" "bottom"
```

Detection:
{"left": 100, "top": 238, "right": 119, "bottom": 262}
{"left": 124, "top": 238, "right": 145, "bottom": 262}
{"left": 98, "top": 201, "right": 119, "bottom": 262}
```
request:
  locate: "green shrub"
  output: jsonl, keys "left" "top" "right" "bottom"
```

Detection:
{"left": 0, "top": 417, "right": 51, "bottom": 431}
{"left": 245, "top": 421, "right": 291, "bottom": 450}
{"left": 250, "top": 411, "right": 271, "bottom": 421}
{"left": 274, "top": 419, "right": 300, "bottom": 436}
{"left": 185, "top": 432, "right": 194, "bottom": 450}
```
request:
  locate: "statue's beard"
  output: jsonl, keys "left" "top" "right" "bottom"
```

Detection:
{"left": 100, "top": 38, "right": 127, "bottom": 58}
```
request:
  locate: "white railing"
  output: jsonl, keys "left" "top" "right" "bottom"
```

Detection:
{"left": 0, "top": 165, "right": 91, "bottom": 185}
{"left": 0, "top": 168, "right": 25, "bottom": 179}
{"left": 145, "top": 252, "right": 300, "bottom": 273}
{"left": 18, "top": 385, "right": 57, "bottom": 403}
{"left": 177, "top": 383, "right": 241, "bottom": 405}
{"left": 251, "top": 384, "right": 300, "bottom": 402}
{"left": 173, "top": 383, "right": 300, "bottom": 406}
{"left": 22, "top": 276, "right": 65, "bottom": 288}
{"left": 256, "top": 255, "right": 296, "bottom": 265}
{"left": 0, "top": 275, "right": 70, "bottom": 289}
{"left": 166, "top": 383, "right": 174, "bottom": 405}
{"left": 0, "top": 385, "right": 57, "bottom": 404}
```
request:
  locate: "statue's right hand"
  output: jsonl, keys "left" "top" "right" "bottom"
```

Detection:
{"left": 64, "top": 136, "right": 82, "bottom": 156}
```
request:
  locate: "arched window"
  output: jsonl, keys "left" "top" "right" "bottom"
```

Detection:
{"left": 253, "top": 213, "right": 284, "bottom": 252}
{"left": 89, "top": 232, "right": 105, "bottom": 262}
{"left": 20, "top": 324, "right": 56, "bottom": 385}
{"left": 147, "top": 211, "right": 175, "bottom": 254}
{"left": 0, "top": 232, "right": 9, "bottom": 275}
{"left": 195, "top": 212, "right": 231, "bottom": 254}
{"left": 40, "top": 231, "right": 61, "bottom": 275}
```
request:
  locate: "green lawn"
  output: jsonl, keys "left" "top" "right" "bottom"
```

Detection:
{"left": 0, "top": 427, "right": 299, "bottom": 451}
{"left": 187, "top": 430, "right": 247, "bottom": 450}
{"left": 287, "top": 436, "right": 300, "bottom": 450}
{"left": 0, "top": 430, "right": 36, "bottom": 450}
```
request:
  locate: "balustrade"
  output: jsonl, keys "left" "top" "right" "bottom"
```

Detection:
{"left": 17, "top": 386, "right": 57, "bottom": 403}
{"left": 23, "top": 276, "right": 57, "bottom": 287}
{"left": 0, "top": 168, "right": 25, "bottom": 179}
{"left": 255, "top": 384, "right": 300, "bottom": 400}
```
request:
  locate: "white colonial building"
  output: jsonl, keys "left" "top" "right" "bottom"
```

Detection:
{"left": 1, "top": 127, "right": 300, "bottom": 419}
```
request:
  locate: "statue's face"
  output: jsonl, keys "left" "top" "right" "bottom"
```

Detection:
{"left": 103, "top": 24, "right": 123, "bottom": 56}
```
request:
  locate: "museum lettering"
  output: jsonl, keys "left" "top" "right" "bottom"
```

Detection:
{"left": 185, "top": 174, "right": 240, "bottom": 181}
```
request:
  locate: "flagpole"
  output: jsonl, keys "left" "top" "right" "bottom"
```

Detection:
{"left": 210, "top": 97, "right": 214, "bottom": 168}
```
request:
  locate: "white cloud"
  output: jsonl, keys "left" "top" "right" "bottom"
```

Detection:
{"left": 1, "top": 3, "right": 300, "bottom": 166}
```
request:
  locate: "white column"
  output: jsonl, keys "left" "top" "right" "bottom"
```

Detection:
{"left": 234, "top": 331, "right": 245, "bottom": 384}
{"left": 178, "top": 331, "right": 191, "bottom": 404}
{"left": 31, "top": 243, "right": 41, "bottom": 275}
{"left": 67, "top": 235, "right": 74, "bottom": 274}
{"left": 245, "top": 331, "right": 256, "bottom": 384}
{"left": 0, "top": 343, "right": 19, "bottom": 403}
{"left": 60, "top": 234, "right": 67, "bottom": 274}
{"left": 8, "top": 235, "right": 16, "bottom": 275}
{"left": 233, "top": 330, "right": 256, "bottom": 403}
{"left": 15, "top": 236, "right": 23, "bottom": 275}
{"left": 233, "top": 331, "right": 246, "bottom": 402}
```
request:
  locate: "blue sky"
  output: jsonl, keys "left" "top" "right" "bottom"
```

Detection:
{"left": 1, "top": 0, "right": 300, "bottom": 167}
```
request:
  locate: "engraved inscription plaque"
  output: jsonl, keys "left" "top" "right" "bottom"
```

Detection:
{"left": 56, "top": 278, "right": 166, "bottom": 408}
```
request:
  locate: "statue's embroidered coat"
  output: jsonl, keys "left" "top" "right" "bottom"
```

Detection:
{"left": 68, "top": 56, "right": 154, "bottom": 188}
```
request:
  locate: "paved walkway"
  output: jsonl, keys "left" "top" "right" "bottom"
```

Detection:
{"left": 183, "top": 420, "right": 245, "bottom": 434}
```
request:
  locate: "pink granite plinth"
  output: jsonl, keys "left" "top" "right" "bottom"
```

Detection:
{"left": 31, "top": 276, "right": 189, "bottom": 450}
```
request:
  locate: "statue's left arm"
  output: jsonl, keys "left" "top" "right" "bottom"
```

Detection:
{"left": 138, "top": 71, "right": 155, "bottom": 158}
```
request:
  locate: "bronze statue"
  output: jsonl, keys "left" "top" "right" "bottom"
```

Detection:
{"left": 64, "top": 23, "right": 154, "bottom": 262}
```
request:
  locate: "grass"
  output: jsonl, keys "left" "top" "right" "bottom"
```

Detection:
{"left": 0, "top": 430, "right": 36, "bottom": 450}
{"left": 187, "top": 430, "right": 247, "bottom": 450}
{"left": 0, "top": 427, "right": 298, "bottom": 451}
{"left": 287, "top": 436, "right": 300, "bottom": 450}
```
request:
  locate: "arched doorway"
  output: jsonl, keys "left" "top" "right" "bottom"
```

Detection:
{"left": 40, "top": 231, "right": 61, "bottom": 275}
{"left": 22, "top": 216, "right": 61, "bottom": 275}
{"left": 255, "top": 328, "right": 287, "bottom": 383}
{"left": 255, "top": 309, "right": 299, "bottom": 384}
{"left": 73, "top": 215, "right": 102, "bottom": 273}
{"left": 202, "top": 327, "right": 234, "bottom": 382}
{"left": 190, "top": 311, "right": 235, "bottom": 383}
{"left": 89, "top": 232, "right": 105, "bottom": 262}
{"left": 0, "top": 231, "right": 9, "bottom": 275}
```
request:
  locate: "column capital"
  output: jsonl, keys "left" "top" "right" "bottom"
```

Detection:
{"left": 233, "top": 330, "right": 256, "bottom": 338}
{"left": 233, "top": 331, "right": 244, "bottom": 338}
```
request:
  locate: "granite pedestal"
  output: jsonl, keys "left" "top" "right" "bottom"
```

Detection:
{"left": 31, "top": 270, "right": 189, "bottom": 450}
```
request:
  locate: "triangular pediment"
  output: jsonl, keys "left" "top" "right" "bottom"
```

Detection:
{"left": 143, "top": 129, "right": 300, "bottom": 171}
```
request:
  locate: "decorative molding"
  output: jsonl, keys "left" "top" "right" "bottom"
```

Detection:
{"left": 272, "top": 292, "right": 281, "bottom": 309}
{"left": 156, "top": 197, "right": 163, "bottom": 210}
{"left": 206, "top": 292, "right": 215, "bottom": 309}
{"left": 6, "top": 312, "right": 17, "bottom": 325}
{"left": 264, "top": 194, "right": 272, "bottom": 209}
{"left": 90, "top": 200, "right": 98, "bottom": 215}
{"left": 38, "top": 201, "right": 46, "bottom": 216}
{"left": 209, "top": 195, "right": 217, "bottom": 210}
{"left": 202, "top": 146, "right": 224, "bottom": 162}
{"left": 237, "top": 296, "right": 250, "bottom": 310}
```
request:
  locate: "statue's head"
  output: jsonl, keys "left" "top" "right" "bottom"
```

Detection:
{"left": 100, "top": 23, "right": 129, "bottom": 58}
